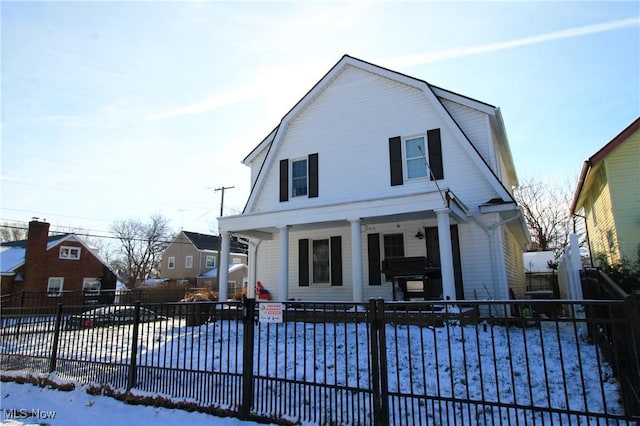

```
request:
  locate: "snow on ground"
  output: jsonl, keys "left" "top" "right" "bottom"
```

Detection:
{"left": 0, "top": 379, "right": 274, "bottom": 426}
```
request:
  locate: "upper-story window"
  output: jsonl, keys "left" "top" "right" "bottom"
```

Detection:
{"left": 291, "top": 159, "right": 308, "bottom": 197}
{"left": 279, "top": 153, "right": 319, "bottom": 202}
{"left": 389, "top": 128, "right": 443, "bottom": 186}
{"left": 206, "top": 255, "right": 216, "bottom": 268}
{"left": 185, "top": 255, "right": 193, "bottom": 269}
{"left": 168, "top": 257, "right": 175, "bottom": 269}
{"left": 405, "top": 136, "right": 427, "bottom": 179}
{"left": 59, "top": 246, "right": 81, "bottom": 260}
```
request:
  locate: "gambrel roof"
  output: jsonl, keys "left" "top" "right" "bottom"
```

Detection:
{"left": 241, "top": 54, "right": 517, "bottom": 214}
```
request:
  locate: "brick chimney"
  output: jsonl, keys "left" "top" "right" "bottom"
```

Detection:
{"left": 24, "top": 219, "right": 50, "bottom": 292}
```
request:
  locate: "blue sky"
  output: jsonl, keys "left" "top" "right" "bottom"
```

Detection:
{"left": 1, "top": 1, "right": 638, "bottom": 238}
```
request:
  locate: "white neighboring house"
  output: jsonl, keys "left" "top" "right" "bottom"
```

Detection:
{"left": 218, "top": 55, "right": 529, "bottom": 303}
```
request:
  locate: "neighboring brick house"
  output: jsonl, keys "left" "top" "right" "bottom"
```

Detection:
{"left": 161, "top": 231, "right": 248, "bottom": 293}
{"left": 0, "top": 219, "right": 117, "bottom": 306}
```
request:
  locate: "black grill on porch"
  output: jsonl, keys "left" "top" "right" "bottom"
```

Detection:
{"left": 381, "top": 256, "right": 442, "bottom": 301}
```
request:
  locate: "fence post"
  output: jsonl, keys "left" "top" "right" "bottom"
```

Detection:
{"left": 127, "top": 301, "right": 141, "bottom": 392}
{"left": 623, "top": 296, "right": 640, "bottom": 416}
{"left": 48, "top": 303, "right": 63, "bottom": 373}
{"left": 369, "top": 299, "right": 389, "bottom": 426}
{"left": 240, "top": 297, "right": 256, "bottom": 418}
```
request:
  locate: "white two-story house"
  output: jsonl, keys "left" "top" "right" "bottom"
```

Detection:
{"left": 217, "top": 55, "right": 529, "bottom": 303}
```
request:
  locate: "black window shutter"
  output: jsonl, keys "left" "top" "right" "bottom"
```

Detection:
{"left": 298, "top": 239, "right": 309, "bottom": 286}
{"left": 308, "top": 153, "right": 318, "bottom": 198}
{"left": 427, "top": 129, "right": 443, "bottom": 180}
{"left": 388, "top": 136, "right": 403, "bottom": 186}
{"left": 279, "top": 159, "right": 289, "bottom": 202}
{"left": 367, "top": 233, "right": 381, "bottom": 285}
{"left": 330, "top": 236, "right": 342, "bottom": 286}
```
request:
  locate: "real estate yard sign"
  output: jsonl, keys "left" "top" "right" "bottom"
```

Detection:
{"left": 258, "top": 302, "right": 283, "bottom": 323}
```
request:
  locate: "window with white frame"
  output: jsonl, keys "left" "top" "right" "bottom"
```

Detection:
{"left": 312, "top": 239, "right": 330, "bottom": 284}
{"left": 82, "top": 278, "right": 101, "bottom": 295}
{"left": 299, "top": 236, "right": 342, "bottom": 287}
{"left": 47, "top": 277, "right": 64, "bottom": 297}
{"left": 206, "top": 255, "right": 216, "bottom": 268}
{"left": 168, "top": 257, "right": 175, "bottom": 269}
{"left": 232, "top": 257, "right": 242, "bottom": 264}
{"left": 185, "top": 255, "right": 193, "bottom": 268}
{"left": 291, "top": 158, "right": 308, "bottom": 197}
{"left": 405, "top": 136, "right": 428, "bottom": 180}
{"left": 59, "top": 246, "right": 81, "bottom": 260}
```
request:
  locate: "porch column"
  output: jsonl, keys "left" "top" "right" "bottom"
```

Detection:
{"left": 218, "top": 231, "right": 231, "bottom": 301}
{"left": 278, "top": 226, "right": 290, "bottom": 301}
{"left": 247, "top": 239, "right": 260, "bottom": 299}
{"left": 435, "top": 208, "right": 456, "bottom": 301}
{"left": 349, "top": 219, "right": 364, "bottom": 303}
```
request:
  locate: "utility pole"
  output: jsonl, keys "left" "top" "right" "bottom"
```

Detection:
{"left": 214, "top": 186, "right": 235, "bottom": 217}
{"left": 213, "top": 186, "right": 234, "bottom": 295}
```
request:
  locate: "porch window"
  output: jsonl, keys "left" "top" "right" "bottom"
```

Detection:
{"left": 47, "top": 277, "right": 64, "bottom": 297}
{"left": 299, "top": 237, "right": 342, "bottom": 286}
{"left": 312, "top": 239, "right": 330, "bottom": 283}
{"left": 384, "top": 233, "right": 405, "bottom": 257}
{"left": 383, "top": 233, "right": 405, "bottom": 283}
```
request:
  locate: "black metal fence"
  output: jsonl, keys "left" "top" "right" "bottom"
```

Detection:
{"left": 0, "top": 288, "right": 193, "bottom": 311}
{"left": 2, "top": 298, "right": 639, "bottom": 425}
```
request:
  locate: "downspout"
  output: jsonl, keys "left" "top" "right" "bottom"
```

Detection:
{"left": 469, "top": 208, "right": 523, "bottom": 301}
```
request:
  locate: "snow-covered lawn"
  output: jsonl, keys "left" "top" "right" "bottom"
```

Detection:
{"left": 0, "top": 378, "right": 273, "bottom": 426}
{"left": 1, "top": 306, "right": 633, "bottom": 425}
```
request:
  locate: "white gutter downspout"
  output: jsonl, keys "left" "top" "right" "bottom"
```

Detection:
{"left": 468, "top": 207, "right": 522, "bottom": 302}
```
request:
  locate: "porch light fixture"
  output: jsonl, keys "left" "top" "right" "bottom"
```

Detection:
{"left": 414, "top": 230, "right": 424, "bottom": 240}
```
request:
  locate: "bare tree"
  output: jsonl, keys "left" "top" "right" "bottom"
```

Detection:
{"left": 109, "top": 214, "right": 174, "bottom": 287}
{"left": 0, "top": 222, "right": 28, "bottom": 242}
{"left": 514, "top": 177, "right": 575, "bottom": 253}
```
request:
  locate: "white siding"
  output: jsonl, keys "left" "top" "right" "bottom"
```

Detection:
{"left": 456, "top": 224, "right": 495, "bottom": 300}
{"left": 250, "top": 65, "right": 500, "bottom": 214}
{"left": 253, "top": 218, "right": 509, "bottom": 303}
{"left": 250, "top": 148, "right": 268, "bottom": 188}
{"left": 502, "top": 226, "right": 526, "bottom": 297}
{"left": 440, "top": 99, "right": 493, "bottom": 170}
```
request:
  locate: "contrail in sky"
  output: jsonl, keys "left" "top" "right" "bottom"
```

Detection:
{"left": 385, "top": 17, "right": 639, "bottom": 68}
{"left": 147, "top": 17, "right": 638, "bottom": 121}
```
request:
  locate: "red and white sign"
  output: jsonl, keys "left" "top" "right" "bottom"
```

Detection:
{"left": 258, "top": 302, "right": 283, "bottom": 323}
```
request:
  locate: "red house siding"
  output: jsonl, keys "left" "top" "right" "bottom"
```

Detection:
{"left": 3, "top": 220, "right": 117, "bottom": 307}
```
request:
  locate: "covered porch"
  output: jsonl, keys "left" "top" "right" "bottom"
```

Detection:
{"left": 217, "top": 189, "right": 470, "bottom": 302}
